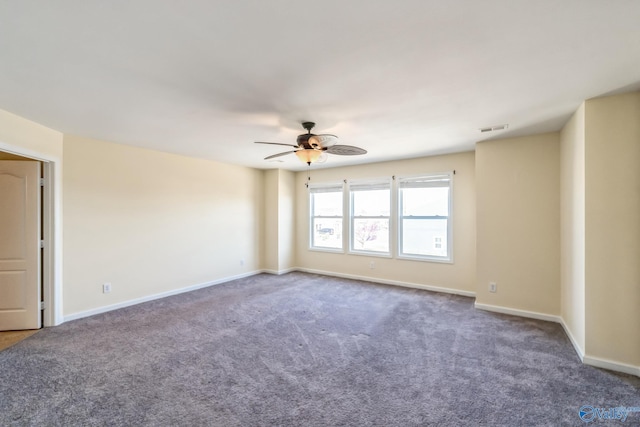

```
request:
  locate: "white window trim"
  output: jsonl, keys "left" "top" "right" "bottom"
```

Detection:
{"left": 308, "top": 182, "right": 345, "bottom": 253}
{"left": 347, "top": 178, "right": 392, "bottom": 256}
{"left": 307, "top": 172, "right": 454, "bottom": 264}
{"left": 396, "top": 172, "right": 454, "bottom": 263}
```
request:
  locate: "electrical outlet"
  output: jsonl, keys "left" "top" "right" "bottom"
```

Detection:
{"left": 369, "top": 261, "right": 375, "bottom": 269}
{"left": 103, "top": 282, "right": 111, "bottom": 294}
{"left": 240, "top": 259, "right": 245, "bottom": 266}
{"left": 489, "top": 282, "right": 497, "bottom": 293}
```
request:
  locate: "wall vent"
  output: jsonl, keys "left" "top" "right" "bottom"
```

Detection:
{"left": 479, "top": 124, "right": 509, "bottom": 133}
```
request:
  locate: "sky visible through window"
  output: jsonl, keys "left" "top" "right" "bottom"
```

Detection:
{"left": 402, "top": 187, "right": 448, "bottom": 216}
{"left": 401, "top": 186, "right": 449, "bottom": 257}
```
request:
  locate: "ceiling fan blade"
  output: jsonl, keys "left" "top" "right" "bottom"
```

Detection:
{"left": 325, "top": 145, "right": 367, "bottom": 155}
{"left": 264, "top": 150, "right": 296, "bottom": 160}
{"left": 308, "top": 134, "right": 338, "bottom": 148}
{"left": 255, "top": 141, "right": 299, "bottom": 148}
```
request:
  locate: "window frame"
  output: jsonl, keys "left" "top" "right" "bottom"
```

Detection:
{"left": 348, "top": 178, "right": 392, "bottom": 257}
{"left": 308, "top": 182, "right": 345, "bottom": 253}
{"left": 397, "top": 172, "right": 453, "bottom": 263}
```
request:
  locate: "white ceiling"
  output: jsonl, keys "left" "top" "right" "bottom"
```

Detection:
{"left": 1, "top": 1, "right": 639, "bottom": 171}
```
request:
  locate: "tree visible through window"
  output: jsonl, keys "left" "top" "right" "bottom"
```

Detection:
{"left": 349, "top": 180, "right": 390, "bottom": 254}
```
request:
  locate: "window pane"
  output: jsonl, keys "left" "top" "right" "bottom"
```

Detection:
{"left": 401, "top": 218, "right": 447, "bottom": 257}
{"left": 312, "top": 218, "right": 342, "bottom": 249}
{"left": 402, "top": 187, "right": 449, "bottom": 216}
{"left": 353, "top": 219, "right": 389, "bottom": 252}
{"left": 353, "top": 189, "right": 390, "bottom": 216}
{"left": 312, "top": 192, "right": 342, "bottom": 216}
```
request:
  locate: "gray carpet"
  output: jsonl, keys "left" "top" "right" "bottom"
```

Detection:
{"left": 1, "top": 272, "right": 638, "bottom": 426}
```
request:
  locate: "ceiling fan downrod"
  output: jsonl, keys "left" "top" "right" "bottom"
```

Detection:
{"left": 302, "top": 122, "right": 315, "bottom": 133}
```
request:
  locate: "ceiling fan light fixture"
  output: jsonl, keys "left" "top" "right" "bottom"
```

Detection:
{"left": 255, "top": 121, "right": 366, "bottom": 164}
{"left": 295, "top": 149, "right": 322, "bottom": 165}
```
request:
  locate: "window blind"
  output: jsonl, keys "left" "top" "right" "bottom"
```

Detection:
{"left": 308, "top": 183, "right": 344, "bottom": 193}
{"left": 398, "top": 174, "right": 451, "bottom": 189}
{"left": 348, "top": 179, "right": 391, "bottom": 192}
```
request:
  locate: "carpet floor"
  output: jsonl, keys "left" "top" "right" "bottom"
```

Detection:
{"left": 1, "top": 272, "right": 638, "bottom": 426}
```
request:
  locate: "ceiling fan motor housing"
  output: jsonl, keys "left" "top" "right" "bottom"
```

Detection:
{"left": 296, "top": 133, "right": 317, "bottom": 149}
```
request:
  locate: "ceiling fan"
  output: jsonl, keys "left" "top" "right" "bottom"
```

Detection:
{"left": 255, "top": 121, "right": 367, "bottom": 165}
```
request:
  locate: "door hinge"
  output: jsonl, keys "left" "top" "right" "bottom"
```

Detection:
{"left": 40, "top": 240, "right": 45, "bottom": 249}
{"left": 40, "top": 178, "right": 45, "bottom": 186}
{"left": 40, "top": 301, "right": 45, "bottom": 311}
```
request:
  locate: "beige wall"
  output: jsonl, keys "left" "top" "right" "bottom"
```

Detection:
{"left": 277, "top": 170, "right": 296, "bottom": 272}
{"left": 263, "top": 170, "right": 279, "bottom": 271}
{"left": 560, "top": 103, "right": 586, "bottom": 352}
{"left": 295, "top": 152, "right": 476, "bottom": 293}
{"left": 0, "top": 109, "right": 63, "bottom": 160}
{"left": 476, "top": 133, "right": 560, "bottom": 315}
{"left": 262, "top": 169, "right": 296, "bottom": 272}
{"left": 584, "top": 92, "right": 640, "bottom": 366}
{"left": 63, "top": 135, "right": 263, "bottom": 316}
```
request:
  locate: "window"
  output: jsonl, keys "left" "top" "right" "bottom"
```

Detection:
{"left": 309, "top": 183, "right": 344, "bottom": 250}
{"left": 308, "top": 172, "right": 454, "bottom": 262}
{"left": 349, "top": 179, "right": 391, "bottom": 254}
{"left": 398, "top": 173, "right": 452, "bottom": 261}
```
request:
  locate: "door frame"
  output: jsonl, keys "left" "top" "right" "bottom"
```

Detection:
{"left": 0, "top": 143, "right": 62, "bottom": 327}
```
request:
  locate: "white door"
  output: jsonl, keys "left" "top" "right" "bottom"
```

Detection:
{"left": 0, "top": 160, "right": 41, "bottom": 330}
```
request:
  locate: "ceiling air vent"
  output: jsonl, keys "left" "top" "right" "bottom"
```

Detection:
{"left": 479, "top": 124, "right": 509, "bottom": 133}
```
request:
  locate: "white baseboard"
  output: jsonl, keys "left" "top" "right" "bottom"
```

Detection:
{"left": 582, "top": 355, "right": 640, "bottom": 377}
{"left": 62, "top": 268, "right": 471, "bottom": 323}
{"left": 559, "top": 318, "right": 585, "bottom": 362}
{"left": 63, "top": 270, "right": 262, "bottom": 323}
{"left": 296, "top": 267, "right": 476, "bottom": 298}
{"left": 261, "top": 267, "right": 297, "bottom": 276}
{"left": 60, "top": 267, "right": 639, "bottom": 378}
{"left": 474, "top": 302, "right": 561, "bottom": 323}
{"left": 475, "top": 303, "right": 639, "bottom": 377}
{"left": 560, "top": 317, "right": 639, "bottom": 377}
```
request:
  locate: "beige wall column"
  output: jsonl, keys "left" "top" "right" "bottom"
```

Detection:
{"left": 277, "top": 169, "right": 296, "bottom": 272}
{"left": 263, "top": 169, "right": 296, "bottom": 273}
{"left": 475, "top": 133, "right": 561, "bottom": 316}
{"left": 584, "top": 92, "right": 640, "bottom": 368}
{"left": 560, "top": 103, "right": 586, "bottom": 355}
{"left": 263, "top": 170, "right": 279, "bottom": 272}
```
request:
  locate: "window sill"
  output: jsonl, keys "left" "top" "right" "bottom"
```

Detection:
{"left": 309, "top": 247, "right": 345, "bottom": 254}
{"left": 396, "top": 254, "right": 453, "bottom": 264}
{"left": 348, "top": 250, "right": 392, "bottom": 258}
